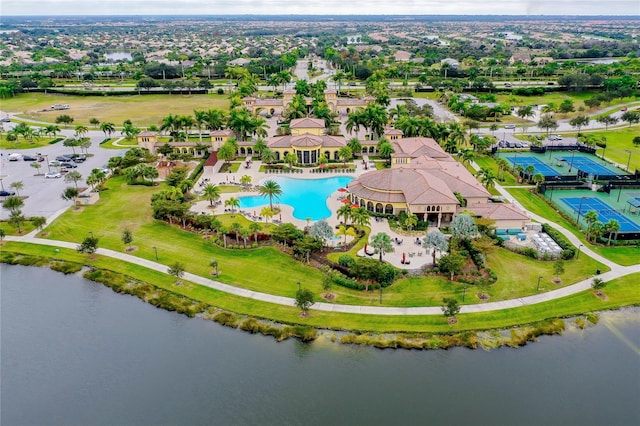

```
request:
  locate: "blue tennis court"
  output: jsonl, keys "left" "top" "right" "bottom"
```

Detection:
{"left": 557, "top": 156, "right": 622, "bottom": 176}
{"left": 507, "top": 156, "right": 560, "bottom": 177}
{"left": 561, "top": 197, "right": 640, "bottom": 232}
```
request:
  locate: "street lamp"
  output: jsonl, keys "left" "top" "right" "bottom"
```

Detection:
{"left": 462, "top": 285, "right": 467, "bottom": 302}
{"left": 616, "top": 176, "right": 627, "bottom": 203}
{"left": 576, "top": 244, "right": 583, "bottom": 259}
{"left": 44, "top": 154, "right": 51, "bottom": 172}
{"left": 297, "top": 281, "right": 301, "bottom": 291}
{"left": 152, "top": 246, "right": 158, "bottom": 261}
{"left": 549, "top": 176, "right": 560, "bottom": 201}
{"left": 576, "top": 196, "right": 588, "bottom": 226}
{"left": 568, "top": 150, "right": 576, "bottom": 173}
{"left": 625, "top": 149, "right": 632, "bottom": 172}
{"left": 89, "top": 231, "right": 94, "bottom": 238}
{"left": 537, "top": 275, "right": 543, "bottom": 291}
{"left": 512, "top": 151, "right": 519, "bottom": 171}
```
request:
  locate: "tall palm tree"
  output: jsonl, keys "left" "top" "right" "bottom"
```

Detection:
{"left": 74, "top": 124, "right": 88, "bottom": 138}
{"left": 99, "top": 122, "right": 115, "bottom": 139}
{"left": 338, "top": 145, "right": 353, "bottom": 165}
{"left": 204, "top": 108, "right": 226, "bottom": 131}
{"left": 371, "top": 232, "right": 393, "bottom": 262}
{"left": 227, "top": 108, "right": 253, "bottom": 141}
{"left": 604, "top": 219, "right": 620, "bottom": 245}
{"left": 258, "top": 180, "right": 282, "bottom": 210}
{"left": 337, "top": 204, "right": 353, "bottom": 225}
{"left": 225, "top": 197, "right": 240, "bottom": 216}
{"left": 202, "top": 183, "right": 221, "bottom": 206}
{"left": 193, "top": 109, "right": 208, "bottom": 143}
{"left": 284, "top": 152, "right": 297, "bottom": 170}
{"left": 350, "top": 207, "right": 370, "bottom": 229}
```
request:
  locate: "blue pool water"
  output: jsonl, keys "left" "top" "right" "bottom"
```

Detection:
{"left": 239, "top": 176, "right": 353, "bottom": 221}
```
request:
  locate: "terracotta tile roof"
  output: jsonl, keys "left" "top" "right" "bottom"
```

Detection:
{"left": 137, "top": 131, "right": 158, "bottom": 137}
{"left": 210, "top": 129, "right": 234, "bottom": 136}
{"left": 290, "top": 117, "right": 325, "bottom": 129}
{"left": 462, "top": 202, "right": 529, "bottom": 221}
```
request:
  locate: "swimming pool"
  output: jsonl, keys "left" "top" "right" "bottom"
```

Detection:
{"left": 239, "top": 176, "right": 353, "bottom": 221}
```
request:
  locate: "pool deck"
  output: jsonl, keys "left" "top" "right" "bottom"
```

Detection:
{"left": 190, "top": 155, "right": 437, "bottom": 270}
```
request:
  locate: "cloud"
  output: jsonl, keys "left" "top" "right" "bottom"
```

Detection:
{"left": 2, "top": 0, "right": 638, "bottom": 15}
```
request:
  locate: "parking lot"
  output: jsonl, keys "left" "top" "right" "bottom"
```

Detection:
{"left": 1, "top": 136, "right": 124, "bottom": 218}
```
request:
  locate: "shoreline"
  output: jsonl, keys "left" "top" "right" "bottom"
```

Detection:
{"left": 2, "top": 248, "right": 639, "bottom": 350}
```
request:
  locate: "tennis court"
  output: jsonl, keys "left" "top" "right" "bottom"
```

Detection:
{"left": 561, "top": 197, "right": 640, "bottom": 232}
{"left": 507, "top": 156, "right": 560, "bottom": 177}
{"left": 556, "top": 156, "right": 622, "bottom": 176}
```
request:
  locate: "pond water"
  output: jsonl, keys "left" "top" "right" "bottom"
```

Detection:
{"left": 1, "top": 264, "right": 639, "bottom": 426}
{"left": 239, "top": 176, "right": 353, "bottom": 221}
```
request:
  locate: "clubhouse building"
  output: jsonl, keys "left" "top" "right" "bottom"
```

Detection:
{"left": 347, "top": 136, "right": 529, "bottom": 228}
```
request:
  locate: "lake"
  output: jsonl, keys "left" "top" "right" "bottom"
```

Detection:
{"left": 1, "top": 264, "right": 639, "bottom": 426}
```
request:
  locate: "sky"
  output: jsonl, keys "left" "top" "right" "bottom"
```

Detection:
{"left": 2, "top": 0, "right": 639, "bottom": 16}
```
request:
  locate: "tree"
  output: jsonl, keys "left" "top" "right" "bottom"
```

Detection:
{"left": 61, "top": 186, "right": 79, "bottom": 204}
{"left": 260, "top": 206, "right": 275, "bottom": 223}
{"left": 217, "top": 142, "right": 236, "bottom": 164}
{"left": 63, "top": 138, "right": 81, "bottom": 154}
{"left": 284, "top": 152, "right": 297, "bottom": 170}
{"left": 538, "top": 114, "right": 558, "bottom": 135}
{"left": 350, "top": 207, "right": 370, "bottom": 230}
{"left": 309, "top": 220, "right": 333, "bottom": 245}
{"left": 620, "top": 111, "right": 640, "bottom": 127}
{"left": 77, "top": 236, "right": 99, "bottom": 255}
{"left": 31, "top": 216, "right": 47, "bottom": 231}
{"left": 55, "top": 114, "right": 74, "bottom": 127}
{"left": 371, "top": 232, "right": 393, "bottom": 262}
{"left": 591, "top": 277, "right": 606, "bottom": 291}
{"left": 224, "top": 197, "right": 240, "bottom": 215}
{"left": 3, "top": 195, "right": 24, "bottom": 214}
{"left": 477, "top": 167, "right": 497, "bottom": 189}
{"left": 209, "top": 258, "right": 219, "bottom": 276}
{"left": 295, "top": 287, "right": 315, "bottom": 316}
{"left": 596, "top": 115, "right": 618, "bottom": 130}
{"left": 336, "top": 204, "right": 353, "bottom": 225}
{"left": 450, "top": 214, "right": 477, "bottom": 240}
{"left": 569, "top": 115, "right": 590, "bottom": 134}
{"left": 168, "top": 262, "right": 185, "bottom": 284}
{"left": 553, "top": 260, "right": 565, "bottom": 281}
{"left": 424, "top": 230, "right": 448, "bottom": 266}
{"left": 8, "top": 210, "right": 25, "bottom": 233}
{"left": 87, "top": 168, "right": 107, "bottom": 191}
{"left": 202, "top": 183, "right": 221, "bottom": 207}
{"left": 64, "top": 171, "right": 83, "bottom": 189}
{"left": 442, "top": 298, "right": 461, "bottom": 318}
{"left": 258, "top": 180, "right": 282, "bottom": 210}
{"left": 633, "top": 136, "right": 640, "bottom": 147}
{"left": 321, "top": 271, "right": 333, "bottom": 299}
{"left": 438, "top": 253, "right": 465, "bottom": 280}
{"left": 121, "top": 228, "right": 133, "bottom": 251}
{"left": 249, "top": 222, "right": 262, "bottom": 244}
{"left": 9, "top": 181, "right": 24, "bottom": 197}
{"left": 74, "top": 124, "right": 89, "bottom": 139}
{"left": 604, "top": 219, "right": 620, "bottom": 246}
{"left": 336, "top": 224, "right": 357, "bottom": 244}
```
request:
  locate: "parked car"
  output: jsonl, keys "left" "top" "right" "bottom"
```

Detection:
{"left": 68, "top": 154, "right": 86, "bottom": 163}
{"left": 0, "top": 117, "right": 10, "bottom": 123}
{"left": 45, "top": 172, "right": 62, "bottom": 179}
{"left": 22, "top": 155, "right": 37, "bottom": 161}
{"left": 55, "top": 155, "right": 72, "bottom": 162}
{"left": 0, "top": 190, "right": 17, "bottom": 196}
{"left": 504, "top": 124, "right": 516, "bottom": 129}
{"left": 59, "top": 162, "right": 77, "bottom": 169}
{"left": 8, "top": 153, "right": 22, "bottom": 161}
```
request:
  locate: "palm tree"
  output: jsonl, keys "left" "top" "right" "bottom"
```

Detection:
{"left": 495, "top": 157, "right": 509, "bottom": 181}
{"left": 261, "top": 148, "right": 276, "bottom": 165}
{"left": 9, "top": 181, "right": 24, "bottom": 196}
{"left": 204, "top": 108, "right": 226, "bottom": 131}
{"left": 524, "top": 165, "right": 535, "bottom": 182}
{"left": 240, "top": 174, "right": 252, "bottom": 186}
{"left": 227, "top": 108, "right": 253, "bottom": 141}
{"left": 371, "top": 232, "right": 393, "bottom": 262}
{"left": 253, "top": 138, "right": 267, "bottom": 156}
{"left": 604, "top": 219, "right": 620, "bottom": 245}
{"left": 99, "top": 122, "right": 115, "bottom": 139}
{"left": 477, "top": 168, "right": 497, "bottom": 189}
{"left": 336, "top": 225, "right": 357, "bottom": 244}
{"left": 260, "top": 207, "right": 274, "bottom": 223}
{"left": 225, "top": 197, "right": 240, "bottom": 216}
{"left": 258, "top": 180, "right": 282, "bottom": 210}
{"left": 338, "top": 146, "right": 353, "bottom": 166}
{"left": 202, "top": 183, "right": 221, "bottom": 206}
{"left": 44, "top": 124, "right": 61, "bottom": 138}
{"left": 457, "top": 148, "right": 474, "bottom": 167}
{"left": 331, "top": 70, "right": 348, "bottom": 94}
{"left": 337, "top": 204, "right": 353, "bottom": 225}
{"left": 350, "top": 207, "right": 370, "bottom": 229}
{"left": 74, "top": 124, "right": 88, "bottom": 138}
{"left": 230, "top": 221, "right": 243, "bottom": 244}
{"left": 193, "top": 109, "right": 208, "bottom": 143}
{"left": 284, "top": 152, "right": 297, "bottom": 170}
{"left": 532, "top": 173, "right": 545, "bottom": 189}
{"left": 249, "top": 222, "right": 262, "bottom": 244}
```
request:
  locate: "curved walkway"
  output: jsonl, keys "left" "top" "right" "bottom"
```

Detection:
{"left": 6, "top": 234, "right": 638, "bottom": 316}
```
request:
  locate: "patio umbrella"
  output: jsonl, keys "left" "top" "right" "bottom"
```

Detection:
{"left": 338, "top": 188, "right": 347, "bottom": 192}
{"left": 364, "top": 243, "right": 368, "bottom": 253}
{"left": 402, "top": 252, "right": 406, "bottom": 264}
{"left": 351, "top": 204, "right": 359, "bottom": 208}
{"left": 341, "top": 199, "right": 351, "bottom": 204}
{"left": 279, "top": 214, "right": 282, "bottom": 221}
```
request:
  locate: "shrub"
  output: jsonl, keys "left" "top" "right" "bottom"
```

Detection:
{"left": 217, "top": 88, "right": 224, "bottom": 95}
{"left": 338, "top": 254, "right": 355, "bottom": 268}
{"left": 542, "top": 223, "right": 575, "bottom": 259}
{"left": 49, "top": 261, "right": 82, "bottom": 274}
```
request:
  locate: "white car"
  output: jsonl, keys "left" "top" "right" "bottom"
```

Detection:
{"left": 504, "top": 124, "right": 516, "bottom": 129}
{"left": 45, "top": 172, "right": 62, "bottom": 179}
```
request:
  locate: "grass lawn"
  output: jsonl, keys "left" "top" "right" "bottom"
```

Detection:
{"left": 587, "top": 128, "right": 640, "bottom": 171}
{"left": 0, "top": 219, "right": 36, "bottom": 236}
{"left": 0, "top": 135, "right": 56, "bottom": 150}
{"left": 219, "top": 162, "right": 241, "bottom": 173}
{"left": 4, "top": 93, "right": 229, "bottom": 127}
{"left": 3, "top": 241, "right": 639, "bottom": 333}
{"left": 507, "top": 187, "right": 640, "bottom": 266}
{"left": 474, "top": 155, "right": 522, "bottom": 186}
{"left": 100, "top": 137, "right": 138, "bottom": 150}
{"left": 216, "top": 185, "right": 241, "bottom": 193}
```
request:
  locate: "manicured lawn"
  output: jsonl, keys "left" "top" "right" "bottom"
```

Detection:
{"left": 100, "top": 137, "right": 138, "bottom": 150}
{"left": 0, "top": 219, "right": 36, "bottom": 236}
{"left": 0, "top": 135, "right": 56, "bottom": 149}
{"left": 474, "top": 155, "right": 522, "bottom": 186}
{"left": 4, "top": 93, "right": 229, "bottom": 127}
{"left": 588, "top": 128, "right": 640, "bottom": 171}
{"left": 3, "top": 241, "right": 639, "bottom": 333}
{"left": 507, "top": 187, "right": 640, "bottom": 266}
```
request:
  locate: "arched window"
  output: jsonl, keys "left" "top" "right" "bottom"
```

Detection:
{"left": 367, "top": 201, "right": 374, "bottom": 212}
{"left": 385, "top": 204, "right": 393, "bottom": 214}
{"left": 427, "top": 206, "right": 431, "bottom": 212}
{"left": 375, "top": 203, "right": 383, "bottom": 213}
{"left": 436, "top": 206, "right": 441, "bottom": 212}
